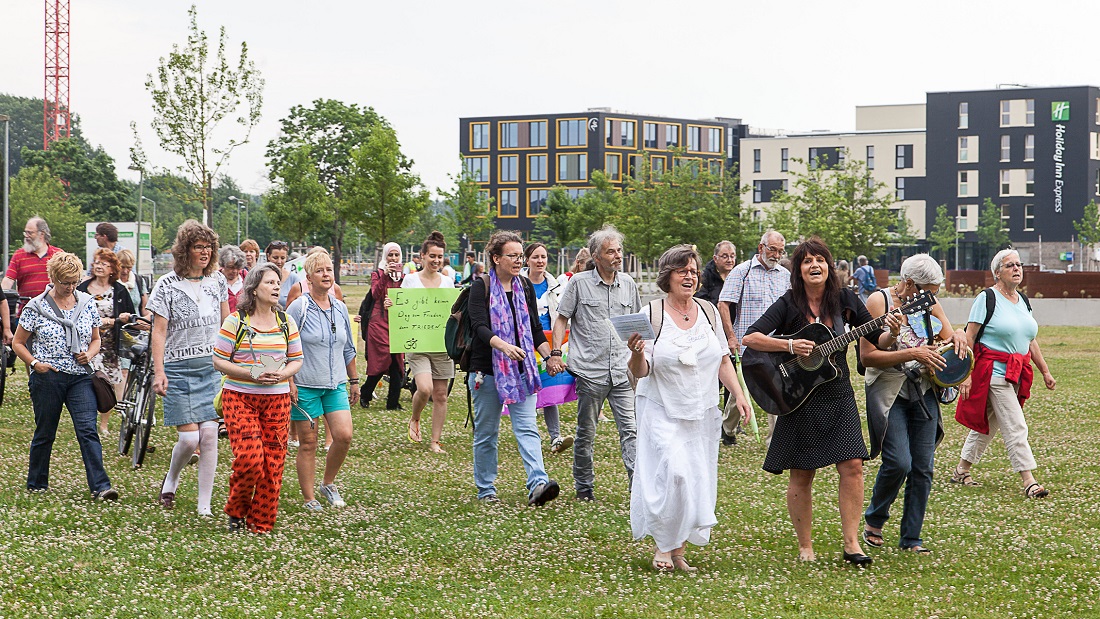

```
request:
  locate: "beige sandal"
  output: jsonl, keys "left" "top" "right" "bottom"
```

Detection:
{"left": 670, "top": 552, "right": 698, "bottom": 573}
{"left": 950, "top": 466, "right": 978, "bottom": 486}
{"left": 429, "top": 440, "right": 446, "bottom": 454}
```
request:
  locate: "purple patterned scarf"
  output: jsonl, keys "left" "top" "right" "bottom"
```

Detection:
{"left": 488, "top": 268, "right": 541, "bottom": 405}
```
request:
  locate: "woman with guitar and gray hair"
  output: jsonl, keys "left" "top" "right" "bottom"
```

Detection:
{"left": 741, "top": 238, "right": 905, "bottom": 567}
{"left": 859, "top": 254, "right": 968, "bottom": 555}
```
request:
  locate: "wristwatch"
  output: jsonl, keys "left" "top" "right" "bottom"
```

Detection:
{"left": 30, "top": 359, "right": 39, "bottom": 369}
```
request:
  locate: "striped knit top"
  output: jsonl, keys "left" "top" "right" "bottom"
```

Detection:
{"left": 213, "top": 311, "right": 303, "bottom": 394}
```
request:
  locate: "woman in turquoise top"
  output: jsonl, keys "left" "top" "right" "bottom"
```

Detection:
{"left": 952, "top": 249, "right": 1056, "bottom": 499}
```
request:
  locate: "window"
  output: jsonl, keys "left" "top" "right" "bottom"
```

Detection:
{"left": 558, "top": 119, "right": 586, "bottom": 147}
{"left": 707, "top": 128, "right": 722, "bottom": 153}
{"left": 528, "top": 189, "right": 548, "bottom": 216}
{"left": 629, "top": 155, "right": 645, "bottom": 179}
{"left": 866, "top": 145, "right": 875, "bottom": 170}
{"left": 1026, "top": 99, "right": 1035, "bottom": 125}
{"left": 709, "top": 160, "right": 723, "bottom": 177}
{"left": 958, "top": 205, "right": 972, "bottom": 231}
{"left": 753, "top": 181, "right": 762, "bottom": 203}
{"left": 499, "top": 155, "right": 518, "bottom": 182}
{"left": 1096, "top": 98, "right": 1100, "bottom": 124}
{"left": 644, "top": 123, "right": 657, "bottom": 148}
{"left": 781, "top": 148, "right": 789, "bottom": 172}
{"left": 1001, "top": 99, "right": 1035, "bottom": 127}
{"left": 1024, "top": 204, "right": 1035, "bottom": 231}
{"left": 675, "top": 157, "right": 701, "bottom": 178}
{"left": 471, "top": 123, "right": 490, "bottom": 150}
{"left": 566, "top": 188, "right": 589, "bottom": 200}
{"left": 651, "top": 156, "right": 666, "bottom": 176}
{"left": 1096, "top": 169, "right": 1100, "bottom": 196}
{"left": 1092, "top": 133, "right": 1100, "bottom": 159}
{"left": 558, "top": 154, "right": 587, "bottom": 181}
{"left": 478, "top": 190, "right": 490, "bottom": 205}
{"left": 809, "top": 147, "right": 820, "bottom": 170}
{"left": 665, "top": 125, "right": 680, "bottom": 147}
{"left": 1025, "top": 134, "right": 1035, "bottom": 161}
{"left": 528, "top": 155, "right": 547, "bottom": 182}
{"left": 959, "top": 102, "right": 969, "bottom": 129}
{"left": 466, "top": 156, "right": 489, "bottom": 182}
{"left": 1001, "top": 204, "right": 1011, "bottom": 232}
{"left": 958, "top": 137, "right": 971, "bottom": 162}
{"left": 753, "top": 149, "right": 761, "bottom": 173}
{"left": 1000, "top": 135, "right": 1011, "bottom": 161}
{"left": 1000, "top": 170, "right": 1011, "bottom": 196}
{"left": 895, "top": 144, "right": 913, "bottom": 169}
{"left": 605, "top": 153, "right": 621, "bottom": 181}
{"left": 529, "top": 121, "right": 547, "bottom": 148}
{"left": 838, "top": 149, "right": 846, "bottom": 165}
{"left": 896, "top": 177, "right": 906, "bottom": 200}
{"left": 498, "top": 190, "right": 518, "bottom": 217}
{"left": 959, "top": 170, "right": 975, "bottom": 197}
{"left": 1001, "top": 100, "right": 1012, "bottom": 126}
{"left": 688, "top": 126, "right": 701, "bottom": 151}
{"left": 621, "top": 121, "right": 635, "bottom": 148}
{"left": 500, "top": 122, "right": 519, "bottom": 148}
{"left": 1026, "top": 169, "right": 1034, "bottom": 194}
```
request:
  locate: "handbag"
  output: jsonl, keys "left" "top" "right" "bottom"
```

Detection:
{"left": 91, "top": 370, "right": 117, "bottom": 413}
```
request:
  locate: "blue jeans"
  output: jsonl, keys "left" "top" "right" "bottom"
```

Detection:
{"left": 469, "top": 373, "right": 549, "bottom": 499}
{"left": 865, "top": 388, "right": 938, "bottom": 548}
{"left": 27, "top": 371, "right": 112, "bottom": 493}
{"left": 574, "top": 377, "right": 636, "bottom": 494}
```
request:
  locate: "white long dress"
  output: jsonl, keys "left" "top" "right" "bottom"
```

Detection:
{"left": 630, "top": 304, "right": 726, "bottom": 552}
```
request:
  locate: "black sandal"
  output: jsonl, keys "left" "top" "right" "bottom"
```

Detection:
{"left": 1024, "top": 482, "right": 1049, "bottom": 499}
{"left": 862, "top": 529, "right": 885, "bottom": 548}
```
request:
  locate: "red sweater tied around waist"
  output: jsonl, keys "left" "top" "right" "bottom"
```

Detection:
{"left": 955, "top": 343, "right": 1033, "bottom": 435}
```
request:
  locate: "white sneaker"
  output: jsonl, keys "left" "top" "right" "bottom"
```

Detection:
{"left": 319, "top": 483, "right": 346, "bottom": 508}
{"left": 288, "top": 439, "right": 300, "bottom": 449}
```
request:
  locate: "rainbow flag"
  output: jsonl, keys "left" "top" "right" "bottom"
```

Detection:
{"left": 503, "top": 330, "right": 577, "bottom": 415}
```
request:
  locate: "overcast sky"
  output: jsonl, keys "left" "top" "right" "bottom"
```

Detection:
{"left": 3, "top": 0, "right": 1100, "bottom": 198}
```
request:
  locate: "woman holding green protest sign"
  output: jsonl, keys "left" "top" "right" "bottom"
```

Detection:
{"left": 401, "top": 231, "right": 456, "bottom": 453}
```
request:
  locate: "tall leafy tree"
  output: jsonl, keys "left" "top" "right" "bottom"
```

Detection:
{"left": 976, "top": 197, "right": 1011, "bottom": 263}
{"left": 8, "top": 167, "right": 85, "bottom": 253}
{"left": 0, "top": 93, "right": 86, "bottom": 178}
{"left": 439, "top": 159, "right": 495, "bottom": 251}
{"left": 532, "top": 186, "right": 579, "bottom": 249}
{"left": 263, "top": 145, "right": 328, "bottom": 246}
{"left": 927, "top": 204, "right": 957, "bottom": 263}
{"left": 573, "top": 171, "right": 621, "bottom": 241}
{"left": 1073, "top": 200, "right": 1100, "bottom": 271}
{"left": 145, "top": 4, "right": 264, "bottom": 225}
{"left": 21, "top": 138, "right": 131, "bottom": 221}
{"left": 342, "top": 125, "right": 430, "bottom": 261}
{"left": 618, "top": 155, "right": 676, "bottom": 266}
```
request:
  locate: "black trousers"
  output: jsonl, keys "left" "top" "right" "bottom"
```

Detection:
{"left": 362, "top": 354, "right": 404, "bottom": 409}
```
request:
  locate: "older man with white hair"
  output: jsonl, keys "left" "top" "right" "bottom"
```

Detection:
{"left": 717, "top": 230, "right": 790, "bottom": 447}
{"left": 3, "top": 217, "right": 63, "bottom": 345}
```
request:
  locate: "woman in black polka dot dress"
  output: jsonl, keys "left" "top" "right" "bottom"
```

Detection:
{"left": 743, "top": 237, "right": 900, "bottom": 566}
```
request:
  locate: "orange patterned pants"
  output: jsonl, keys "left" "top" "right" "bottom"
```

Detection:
{"left": 221, "top": 389, "right": 291, "bottom": 533}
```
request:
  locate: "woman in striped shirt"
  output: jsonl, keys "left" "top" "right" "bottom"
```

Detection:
{"left": 213, "top": 263, "right": 303, "bottom": 533}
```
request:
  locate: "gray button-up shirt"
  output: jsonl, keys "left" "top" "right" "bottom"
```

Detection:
{"left": 556, "top": 269, "right": 641, "bottom": 385}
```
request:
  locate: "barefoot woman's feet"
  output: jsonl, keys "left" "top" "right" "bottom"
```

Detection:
{"left": 798, "top": 547, "right": 816, "bottom": 562}
{"left": 429, "top": 440, "right": 446, "bottom": 454}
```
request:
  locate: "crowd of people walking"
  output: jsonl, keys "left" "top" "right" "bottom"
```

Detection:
{"left": 4, "top": 214, "right": 1057, "bottom": 566}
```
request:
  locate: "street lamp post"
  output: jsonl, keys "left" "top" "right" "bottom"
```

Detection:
{"left": 127, "top": 164, "right": 145, "bottom": 270}
{"left": 955, "top": 215, "right": 961, "bottom": 270}
{"left": 1, "top": 114, "right": 10, "bottom": 271}
{"left": 227, "top": 196, "right": 246, "bottom": 244}
{"left": 141, "top": 197, "right": 156, "bottom": 260}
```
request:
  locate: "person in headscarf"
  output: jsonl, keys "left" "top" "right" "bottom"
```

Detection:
{"left": 361, "top": 242, "right": 405, "bottom": 411}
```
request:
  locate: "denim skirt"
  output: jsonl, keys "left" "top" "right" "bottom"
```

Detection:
{"left": 162, "top": 356, "right": 220, "bottom": 426}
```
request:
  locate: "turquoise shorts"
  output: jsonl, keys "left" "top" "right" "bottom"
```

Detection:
{"left": 292, "top": 384, "right": 350, "bottom": 422}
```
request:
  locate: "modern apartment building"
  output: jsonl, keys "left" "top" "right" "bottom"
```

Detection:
{"left": 925, "top": 85, "right": 1100, "bottom": 270}
{"left": 458, "top": 110, "right": 748, "bottom": 233}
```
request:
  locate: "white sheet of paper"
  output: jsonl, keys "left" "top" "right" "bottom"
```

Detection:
{"left": 609, "top": 313, "right": 656, "bottom": 341}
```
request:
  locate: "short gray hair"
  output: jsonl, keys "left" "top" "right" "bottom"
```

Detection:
{"left": 587, "top": 224, "right": 624, "bottom": 259}
{"left": 857, "top": 255, "right": 868, "bottom": 266}
{"left": 713, "top": 240, "right": 735, "bottom": 257}
{"left": 29, "top": 217, "right": 52, "bottom": 243}
{"left": 899, "top": 254, "right": 944, "bottom": 286}
{"left": 218, "top": 244, "right": 247, "bottom": 270}
{"left": 759, "top": 230, "right": 784, "bottom": 246}
{"left": 990, "top": 249, "right": 1019, "bottom": 276}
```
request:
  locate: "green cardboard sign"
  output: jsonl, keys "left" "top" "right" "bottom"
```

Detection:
{"left": 387, "top": 288, "right": 460, "bottom": 353}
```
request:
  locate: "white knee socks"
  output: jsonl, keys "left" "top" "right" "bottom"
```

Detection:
{"left": 163, "top": 430, "right": 199, "bottom": 495}
{"left": 196, "top": 421, "right": 219, "bottom": 515}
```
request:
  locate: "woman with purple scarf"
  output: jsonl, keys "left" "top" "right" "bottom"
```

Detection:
{"left": 466, "top": 231, "right": 561, "bottom": 506}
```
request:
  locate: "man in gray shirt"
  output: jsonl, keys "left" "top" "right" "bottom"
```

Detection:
{"left": 548, "top": 225, "right": 640, "bottom": 501}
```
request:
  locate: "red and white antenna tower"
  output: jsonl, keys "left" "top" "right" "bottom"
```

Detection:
{"left": 44, "top": 0, "right": 71, "bottom": 148}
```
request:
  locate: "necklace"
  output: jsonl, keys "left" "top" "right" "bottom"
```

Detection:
{"left": 667, "top": 299, "right": 692, "bottom": 322}
{"left": 185, "top": 275, "right": 203, "bottom": 281}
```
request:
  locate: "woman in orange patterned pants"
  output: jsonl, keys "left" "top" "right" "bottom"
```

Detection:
{"left": 213, "top": 264, "right": 303, "bottom": 533}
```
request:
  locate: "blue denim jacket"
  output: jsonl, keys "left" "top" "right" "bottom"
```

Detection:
{"left": 286, "top": 293, "right": 356, "bottom": 389}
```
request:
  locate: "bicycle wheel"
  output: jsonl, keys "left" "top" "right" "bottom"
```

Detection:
{"left": 117, "top": 374, "right": 140, "bottom": 456}
{"left": 132, "top": 380, "right": 156, "bottom": 469}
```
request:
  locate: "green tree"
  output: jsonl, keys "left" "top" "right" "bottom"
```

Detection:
{"left": 767, "top": 154, "right": 899, "bottom": 261}
{"left": 0, "top": 93, "right": 86, "bottom": 178}
{"left": 145, "top": 4, "right": 264, "bottom": 225}
{"left": 573, "top": 171, "right": 621, "bottom": 241}
{"left": 618, "top": 155, "right": 676, "bottom": 266}
{"left": 927, "top": 204, "right": 957, "bottom": 263}
{"left": 439, "top": 159, "right": 495, "bottom": 251}
{"left": 1073, "top": 200, "right": 1100, "bottom": 271}
{"left": 263, "top": 145, "right": 329, "bottom": 246}
{"left": 342, "top": 125, "right": 430, "bottom": 260}
{"left": 8, "top": 167, "right": 86, "bottom": 253}
{"left": 22, "top": 137, "right": 131, "bottom": 221}
{"left": 532, "top": 186, "right": 578, "bottom": 248}
{"left": 976, "top": 197, "right": 1011, "bottom": 260}
{"left": 715, "top": 164, "right": 758, "bottom": 259}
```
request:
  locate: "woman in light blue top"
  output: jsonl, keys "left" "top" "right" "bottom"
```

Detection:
{"left": 287, "top": 250, "right": 358, "bottom": 511}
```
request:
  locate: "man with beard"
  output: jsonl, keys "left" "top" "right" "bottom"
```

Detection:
{"left": 718, "top": 230, "right": 791, "bottom": 448}
{"left": 3, "top": 218, "right": 62, "bottom": 344}
{"left": 548, "top": 225, "right": 640, "bottom": 502}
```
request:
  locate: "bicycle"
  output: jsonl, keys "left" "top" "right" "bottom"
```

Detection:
{"left": 117, "top": 316, "right": 157, "bottom": 469}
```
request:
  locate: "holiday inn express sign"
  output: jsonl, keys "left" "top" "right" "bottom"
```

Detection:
{"left": 1052, "top": 101, "right": 1070, "bottom": 214}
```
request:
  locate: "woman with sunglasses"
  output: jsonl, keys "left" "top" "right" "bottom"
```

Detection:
{"left": 149, "top": 220, "right": 229, "bottom": 517}
{"left": 952, "top": 250, "right": 1056, "bottom": 499}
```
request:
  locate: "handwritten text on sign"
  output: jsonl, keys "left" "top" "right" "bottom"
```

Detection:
{"left": 387, "top": 288, "right": 460, "bottom": 353}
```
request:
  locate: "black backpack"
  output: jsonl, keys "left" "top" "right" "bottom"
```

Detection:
{"left": 445, "top": 274, "right": 490, "bottom": 372}
{"left": 975, "top": 287, "right": 1031, "bottom": 343}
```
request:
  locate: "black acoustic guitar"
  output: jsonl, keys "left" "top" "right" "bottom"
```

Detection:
{"left": 741, "top": 291, "right": 936, "bottom": 416}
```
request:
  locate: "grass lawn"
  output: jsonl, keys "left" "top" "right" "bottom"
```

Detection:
{"left": 0, "top": 310, "right": 1097, "bottom": 618}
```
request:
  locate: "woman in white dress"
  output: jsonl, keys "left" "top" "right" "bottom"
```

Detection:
{"left": 626, "top": 244, "right": 752, "bottom": 572}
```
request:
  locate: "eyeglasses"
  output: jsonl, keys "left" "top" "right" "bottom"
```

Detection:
{"left": 1002, "top": 261, "right": 1024, "bottom": 269}
{"left": 192, "top": 244, "right": 213, "bottom": 252}
{"left": 674, "top": 269, "right": 699, "bottom": 278}
{"left": 716, "top": 253, "right": 736, "bottom": 260}
{"left": 503, "top": 254, "right": 525, "bottom": 262}
{"left": 23, "top": 230, "right": 39, "bottom": 237}
{"left": 762, "top": 245, "right": 787, "bottom": 255}
{"left": 55, "top": 280, "right": 80, "bottom": 288}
